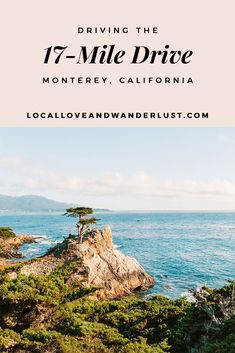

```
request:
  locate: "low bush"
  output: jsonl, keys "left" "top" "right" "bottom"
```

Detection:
{"left": 0, "top": 262, "right": 234, "bottom": 353}
{"left": 0, "top": 227, "right": 16, "bottom": 239}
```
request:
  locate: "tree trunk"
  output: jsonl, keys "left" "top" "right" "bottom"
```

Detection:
{"left": 77, "top": 223, "right": 83, "bottom": 243}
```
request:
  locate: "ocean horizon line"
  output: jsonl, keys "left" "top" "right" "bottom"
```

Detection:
{"left": 1, "top": 209, "right": 235, "bottom": 214}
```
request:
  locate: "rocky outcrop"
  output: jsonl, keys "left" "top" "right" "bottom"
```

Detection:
{"left": 0, "top": 234, "right": 36, "bottom": 264}
{"left": 18, "top": 226, "right": 154, "bottom": 299}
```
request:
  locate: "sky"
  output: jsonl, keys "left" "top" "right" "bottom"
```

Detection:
{"left": 0, "top": 128, "right": 235, "bottom": 210}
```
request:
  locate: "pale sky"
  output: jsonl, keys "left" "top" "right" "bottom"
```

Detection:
{"left": 0, "top": 128, "right": 235, "bottom": 210}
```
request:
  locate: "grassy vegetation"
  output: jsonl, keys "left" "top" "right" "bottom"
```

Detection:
{"left": 0, "top": 261, "right": 234, "bottom": 353}
{"left": 0, "top": 227, "right": 16, "bottom": 239}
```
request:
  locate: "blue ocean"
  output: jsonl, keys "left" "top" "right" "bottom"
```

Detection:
{"left": 1, "top": 211, "right": 234, "bottom": 298}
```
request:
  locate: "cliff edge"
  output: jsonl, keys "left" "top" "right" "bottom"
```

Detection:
{"left": 0, "top": 234, "right": 35, "bottom": 265}
{"left": 18, "top": 226, "right": 154, "bottom": 299}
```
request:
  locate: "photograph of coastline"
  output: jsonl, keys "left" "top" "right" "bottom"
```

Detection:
{"left": 0, "top": 127, "right": 234, "bottom": 352}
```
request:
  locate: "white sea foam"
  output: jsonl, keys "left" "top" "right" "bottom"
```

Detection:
{"left": 31, "top": 235, "right": 48, "bottom": 239}
{"left": 39, "top": 240, "right": 59, "bottom": 245}
{"left": 181, "top": 291, "right": 196, "bottom": 302}
{"left": 114, "top": 244, "right": 122, "bottom": 249}
{"left": 26, "top": 248, "right": 40, "bottom": 254}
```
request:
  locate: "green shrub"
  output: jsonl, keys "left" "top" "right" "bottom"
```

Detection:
{"left": 0, "top": 329, "right": 21, "bottom": 350}
{"left": 0, "top": 227, "right": 16, "bottom": 239}
{"left": 0, "top": 261, "right": 234, "bottom": 353}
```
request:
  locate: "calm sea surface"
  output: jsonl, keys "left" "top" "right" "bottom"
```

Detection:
{"left": 0, "top": 211, "right": 234, "bottom": 298}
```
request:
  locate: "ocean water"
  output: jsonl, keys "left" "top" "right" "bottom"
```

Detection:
{"left": 0, "top": 211, "right": 234, "bottom": 298}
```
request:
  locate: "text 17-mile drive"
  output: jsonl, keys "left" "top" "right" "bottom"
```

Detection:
{"left": 43, "top": 44, "right": 193, "bottom": 65}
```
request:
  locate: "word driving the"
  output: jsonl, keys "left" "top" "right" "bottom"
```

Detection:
{"left": 44, "top": 44, "right": 193, "bottom": 64}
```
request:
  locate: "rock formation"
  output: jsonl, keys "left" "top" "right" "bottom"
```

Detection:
{"left": 0, "top": 234, "right": 36, "bottom": 265}
{"left": 17, "top": 226, "right": 154, "bottom": 299}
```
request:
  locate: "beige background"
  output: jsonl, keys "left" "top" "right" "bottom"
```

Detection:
{"left": 0, "top": 0, "right": 234, "bottom": 127}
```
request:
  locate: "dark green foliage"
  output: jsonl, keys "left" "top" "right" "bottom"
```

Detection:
{"left": 0, "top": 262, "right": 95, "bottom": 307}
{"left": 80, "top": 217, "right": 99, "bottom": 226}
{"left": 63, "top": 207, "right": 100, "bottom": 226}
{"left": 63, "top": 207, "right": 100, "bottom": 243}
{"left": 64, "top": 207, "right": 94, "bottom": 218}
{"left": 0, "top": 263, "right": 234, "bottom": 353}
{"left": 0, "top": 227, "right": 16, "bottom": 239}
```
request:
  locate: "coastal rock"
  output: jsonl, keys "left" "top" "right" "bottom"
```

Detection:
{"left": 18, "top": 226, "right": 154, "bottom": 299}
{"left": 0, "top": 234, "right": 36, "bottom": 262}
